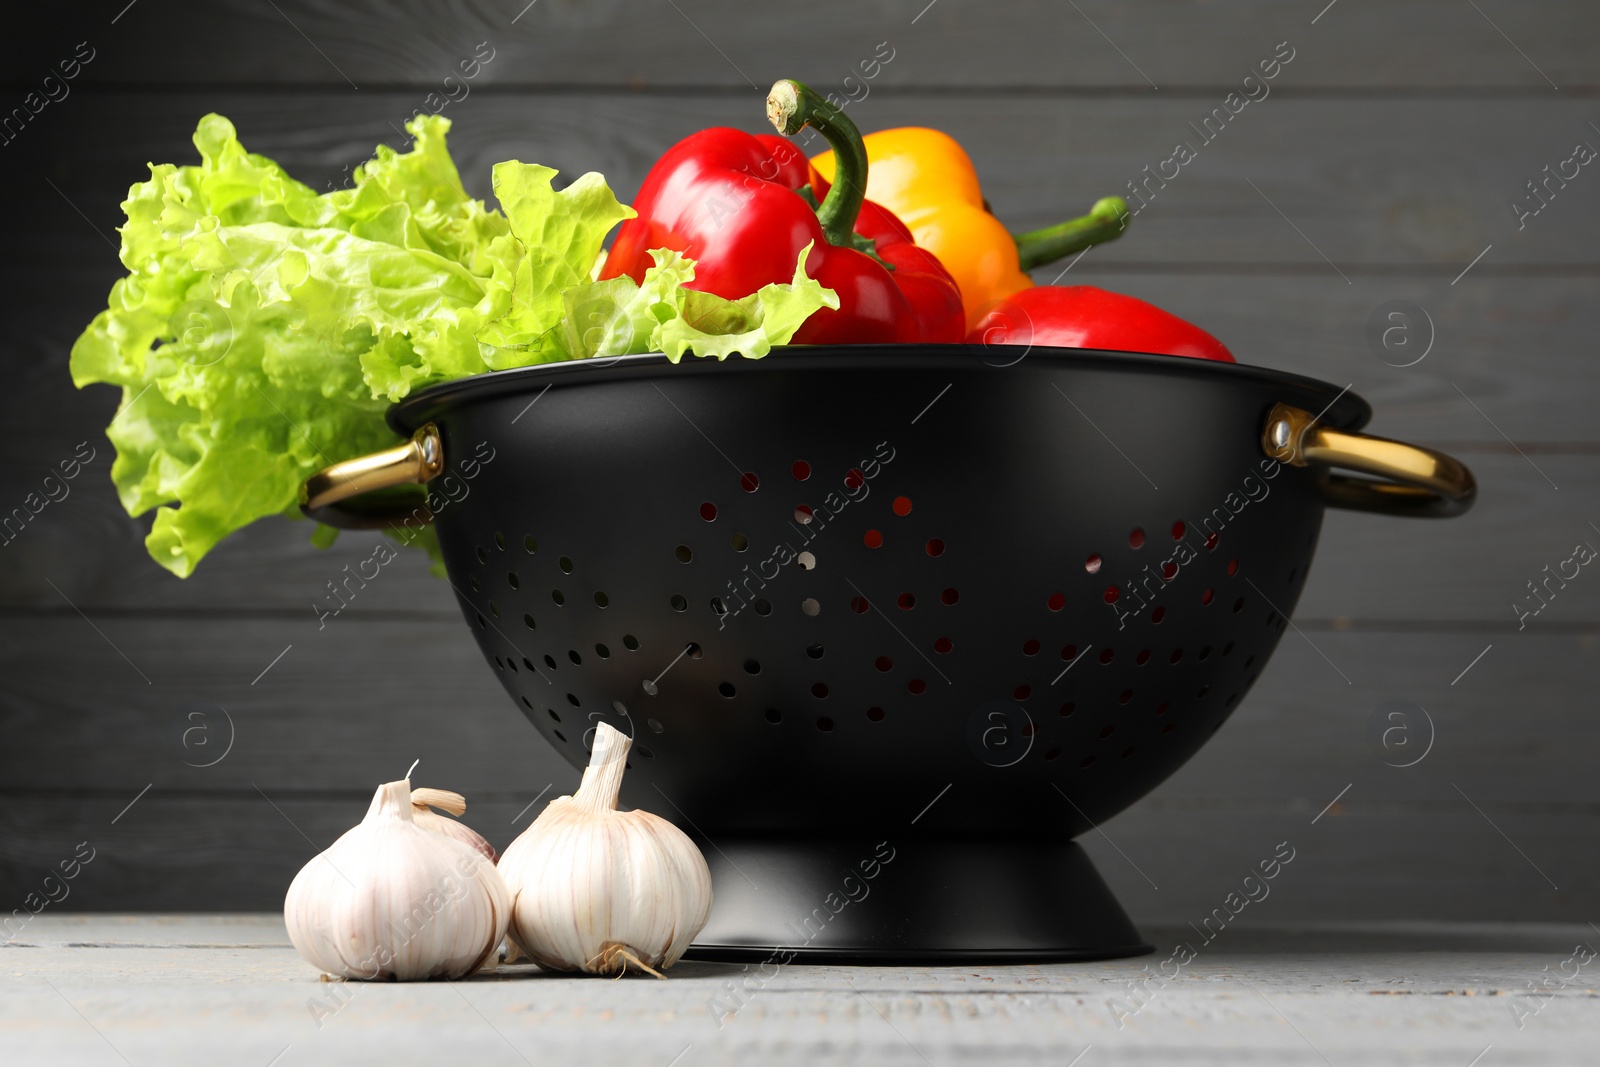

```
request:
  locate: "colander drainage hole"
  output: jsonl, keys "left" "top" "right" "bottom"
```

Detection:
{"left": 710, "top": 597, "right": 727, "bottom": 615}
{"left": 1136, "top": 649, "right": 1151, "bottom": 665}
{"left": 1170, "top": 649, "right": 1184, "bottom": 664}
{"left": 553, "top": 730, "right": 567, "bottom": 743}
{"left": 1129, "top": 527, "right": 1145, "bottom": 548}
{"left": 1103, "top": 585, "right": 1119, "bottom": 604}
{"left": 1121, "top": 746, "right": 1136, "bottom": 759}
{"left": 908, "top": 679, "right": 927, "bottom": 694}
{"left": 687, "top": 643, "right": 704, "bottom": 659}
{"left": 845, "top": 468, "right": 865, "bottom": 489}
{"left": 670, "top": 594, "right": 688, "bottom": 612}
{"left": 1228, "top": 559, "right": 1239, "bottom": 576}
{"left": 1080, "top": 755, "right": 1096, "bottom": 767}
{"left": 1048, "top": 592, "right": 1066, "bottom": 611}
{"left": 495, "top": 656, "right": 504, "bottom": 670}
{"left": 524, "top": 657, "right": 537, "bottom": 673}
{"left": 595, "top": 643, "right": 610, "bottom": 659}
{"left": 560, "top": 556, "right": 574, "bottom": 574}
{"left": 495, "top": 532, "right": 506, "bottom": 551}
{"left": 476, "top": 613, "right": 487, "bottom": 629}
{"left": 508, "top": 659, "right": 518, "bottom": 672}
{"left": 544, "top": 655, "right": 559, "bottom": 671}
{"left": 1022, "top": 639, "right": 1041, "bottom": 656}
{"left": 552, "top": 590, "right": 565, "bottom": 606}
{"left": 594, "top": 591, "right": 611, "bottom": 609}
{"left": 1085, "top": 554, "right": 1102, "bottom": 574}
{"left": 1172, "top": 520, "right": 1186, "bottom": 539}
{"left": 864, "top": 529, "right": 883, "bottom": 549}
{"left": 817, "top": 717, "right": 834, "bottom": 732}
{"left": 548, "top": 708, "right": 561, "bottom": 723}
{"left": 926, "top": 538, "right": 945, "bottom": 556}
{"left": 867, "top": 707, "right": 885, "bottom": 722}
{"left": 700, "top": 502, "right": 717, "bottom": 521}
{"left": 806, "top": 643, "right": 825, "bottom": 659}
{"left": 1202, "top": 588, "right": 1215, "bottom": 605}
{"left": 850, "top": 596, "right": 870, "bottom": 614}
{"left": 1061, "top": 644, "right": 1078, "bottom": 661}
{"left": 1234, "top": 598, "right": 1246, "bottom": 613}
{"left": 476, "top": 547, "right": 489, "bottom": 564}
{"left": 637, "top": 746, "right": 655, "bottom": 760}
{"left": 1059, "top": 702, "right": 1076, "bottom": 717}
{"left": 1205, "top": 532, "right": 1220, "bottom": 551}
{"left": 801, "top": 597, "right": 821, "bottom": 616}
{"left": 898, "top": 592, "right": 916, "bottom": 610}
{"left": 623, "top": 634, "right": 640, "bottom": 651}
{"left": 523, "top": 613, "right": 537, "bottom": 630}
{"left": 647, "top": 717, "right": 664, "bottom": 733}
{"left": 1045, "top": 747, "right": 1061, "bottom": 761}
{"left": 566, "top": 693, "right": 581, "bottom": 707}
{"left": 795, "top": 505, "right": 814, "bottom": 524}
{"left": 522, "top": 696, "right": 534, "bottom": 711}
{"left": 718, "top": 682, "right": 736, "bottom": 698}
{"left": 744, "top": 659, "right": 761, "bottom": 674}
{"left": 755, "top": 599, "right": 773, "bottom": 616}
{"left": 892, "top": 495, "right": 913, "bottom": 516}
{"left": 875, "top": 656, "right": 893, "bottom": 672}
{"left": 940, "top": 587, "right": 959, "bottom": 605}
{"left": 1013, "top": 684, "right": 1031, "bottom": 700}
{"left": 508, "top": 572, "right": 520, "bottom": 590}
{"left": 524, "top": 535, "right": 538, "bottom": 554}
{"left": 792, "top": 460, "right": 811, "bottom": 481}
{"left": 1223, "top": 641, "right": 1235, "bottom": 656}
{"left": 1244, "top": 654, "right": 1256, "bottom": 668}
{"left": 1099, "top": 648, "right": 1116, "bottom": 664}
{"left": 934, "top": 636, "right": 954, "bottom": 654}
{"left": 675, "top": 545, "right": 693, "bottom": 563}
{"left": 731, "top": 533, "right": 749, "bottom": 551}
{"left": 765, "top": 708, "right": 782, "bottom": 724}
{"left": 1099, "top": 725, "right": 1115, "bottom": 739}
{"left": 568, "top": 650, "right": 582, "bottom": 666}
{"left": 1199, "top": 645, "right": 1212, "bottom": 661}
{"left": 1197, "top": 685, "right": 1211, "bottom": 699}
{"left": 1152, "top": 606, "right": 1167, "bottom": 624}
{"left": 741, "top": 471, "right": 760, "bottom": 492}
{"left": 812, "top": 682, "right": 829, "bottom": 698}
{"left": 1118, "top": 690, "right": 1132, "bottom": 704}
{"left": 797, "top": 551, "right": 816, "bottom": 570}
{"left": 489, "top": 601, "right": 500, "bottom": 618}
{"left": 470, "top": 575, "right": 480, "bottom": 591}
{"left": 1155, "top": 702, "right": 1170, "bottom": 717}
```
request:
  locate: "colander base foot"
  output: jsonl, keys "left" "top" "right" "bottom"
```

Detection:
{"left": 683, "top": 836, "right": 1151, "bottom": 964}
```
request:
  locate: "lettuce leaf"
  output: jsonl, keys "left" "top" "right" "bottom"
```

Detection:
{"left": 70, "top": 115, "right": 834, "bottom": 578}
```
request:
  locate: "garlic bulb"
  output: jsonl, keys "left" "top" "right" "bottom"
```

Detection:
{"left": 284, "top": 778, "right": 510, "bottom": 980}
{"left": 411, "top": 786, "right": 498, "bottom": 862}
{"left": 499, "top": 723, "right": 712, "bottom": 975}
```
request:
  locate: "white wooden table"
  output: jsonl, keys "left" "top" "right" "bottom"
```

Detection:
{"left": 4, "top": 916, "right": 1596, "bottom": 1065}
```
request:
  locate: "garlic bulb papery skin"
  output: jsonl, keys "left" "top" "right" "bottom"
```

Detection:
{"left": 498, "top": 723, "right": 712, "bottom": 975}
{"left": 284, "top": 779, "right": 510, "bottom": 981}
{"left": 411, "top": 787, "right": 498, "bottom": 863}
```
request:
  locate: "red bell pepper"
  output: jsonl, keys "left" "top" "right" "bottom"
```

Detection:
{"left": 965, "top": 286, "right": 1235, "bottom": 362}
{"left": 599, "top": 79, "right": 965, "bottom": 344}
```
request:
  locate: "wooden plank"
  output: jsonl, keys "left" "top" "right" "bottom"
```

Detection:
{"left": 1, "top": 626, "right": 1596, "bottom": 920}
{"left": 12, "top": 92, "right": 1600, "bottom": 268}
{"left": 8, "top": 0, "right": 1598, "bottom": 89}
{"left": 6, "top": 919, "right": 1599, "bottom": 1066}
{"left": 4, "top": 445, "right": 1598, "bottom": 621}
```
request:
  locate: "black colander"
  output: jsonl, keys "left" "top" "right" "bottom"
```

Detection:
{"left": 303, "top": 345, "right": 1474, "bottom": 962}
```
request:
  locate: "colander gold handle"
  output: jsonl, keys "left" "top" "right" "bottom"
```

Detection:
{"left": 299, "top": 424, "right": 445, "bottom": 529}
{"left": 1262, "top": 403, "right": 1475, "bottom": 517}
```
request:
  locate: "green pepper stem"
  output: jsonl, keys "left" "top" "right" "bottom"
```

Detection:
{"left": 1014, "top": 196, "right": 1132, "bottom": 272}
{"left": 766, "top": 79, "right": 868, "bottom": 249}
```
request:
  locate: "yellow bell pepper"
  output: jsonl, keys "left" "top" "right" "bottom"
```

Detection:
{"left": 810, "top": 127, "right": 1129, "bottom": 326}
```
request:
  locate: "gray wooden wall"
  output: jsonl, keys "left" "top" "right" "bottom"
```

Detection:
{"left": 3, "top": 1, "right": 1597, "bottom": 927}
